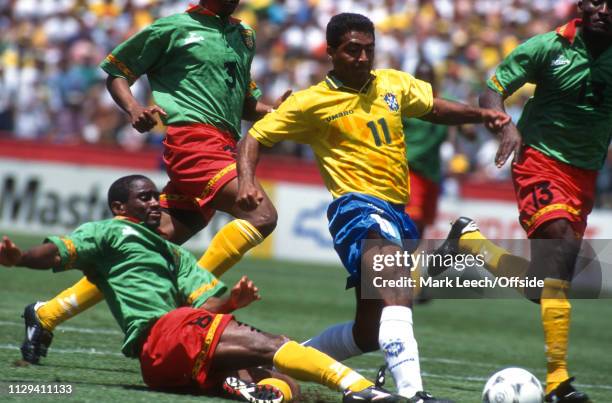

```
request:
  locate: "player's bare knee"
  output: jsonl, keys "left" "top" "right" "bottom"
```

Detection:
{"left": 536, "top": 219, "right": 576, "bottom": 240}
{"left": 247, "top": 203, "right": 278, "bottom": 237}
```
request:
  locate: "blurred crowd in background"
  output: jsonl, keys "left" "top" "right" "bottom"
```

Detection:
{"left": 1, "top": 0, "right": 611, "bottom": 206}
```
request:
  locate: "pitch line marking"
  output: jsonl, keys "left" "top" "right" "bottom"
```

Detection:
{"left": 0, "top": 320, "right": 122, "bottom": 335}
{"left": 0, "top": 343, "right": 123, "bottom": 357}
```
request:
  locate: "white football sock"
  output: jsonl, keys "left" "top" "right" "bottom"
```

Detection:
{"left": 302, "top": 321, "right": 363, "bottom": 361}
{"left": 379, "top": 305, "right": 422, "bottom": 398}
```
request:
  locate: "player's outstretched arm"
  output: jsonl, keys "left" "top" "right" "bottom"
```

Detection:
{"left": 236, "top": 134, "right": 265, "bottom": 210}
{"left": 105, "top": 76, "right": 166, "bottom": 133}
{"left": 0, "top": 236, "right": 60, "bottom": 270}
{"left": 421, "top": 98, "right": 511, "bottom": 130}
{"left": 201, "top": 276, "right": 261, "bottom": 313}
{"left": 479, "top": 87, "right": 523, "bottom": 168}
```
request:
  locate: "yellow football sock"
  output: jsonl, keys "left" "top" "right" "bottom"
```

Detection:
{"left": 459, "top": 231, "right": 530, "bottom": 278}
{"left": 198, "top": 219, "right": 263, "bottom": 278}
{"left": 36, "top": 277, "right": 104, "bottom": 331}
{"left": 273, "top": 341, "right": 373, "bottom": 392}
{"left": 541, "top": 278, "right": 571, "bottom": 395}
{"left": 459, "top": 230, "right": 509, "bottom": 271}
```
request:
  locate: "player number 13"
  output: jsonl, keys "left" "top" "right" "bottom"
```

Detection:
{"left": 367, "top": 118, "right": 391, "bottom": 146}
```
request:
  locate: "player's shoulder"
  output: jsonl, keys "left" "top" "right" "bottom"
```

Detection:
{"left": 286, "top": 81, "right": 332, "bottom": 110}
{"left": 373, "top": 69, "right": 421, "bottom": 91}
{"left": 236, "top": 19, "right": 255, "bottom": 33}
{"left": 374, "top": 68, "right": 413, "bottom": 79}
{"left": 516, "top": 29, "right": 566, "bottom": 55}
{"left": 149, "top": 12, "right": 187, "bottom": 28}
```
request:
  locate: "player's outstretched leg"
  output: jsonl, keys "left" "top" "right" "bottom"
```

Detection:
{"left": 355, "top": 238, "right": 455, "bottom": 403}
{"left": 21, "top": 277, "right": 104, "bottom": 363}
{"left": 429, "top": 217, "right": 530, "bottom": 280}
{"left": 213, "top": 320, "right": 406, "bottom": 402}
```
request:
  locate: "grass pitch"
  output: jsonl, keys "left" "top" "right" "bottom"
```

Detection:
{"left": 0, "top": 233, "right": 611, "bottom": 402}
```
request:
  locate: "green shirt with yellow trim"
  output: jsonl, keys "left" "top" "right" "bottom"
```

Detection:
{"left": 487, "top": 19, "right": 612, "bottom": 170}
{"left": 99, "top": 5, "right": 261, "bottom": 138}
{"left": 46, "top": 218, "right": 226, "bottom": 357}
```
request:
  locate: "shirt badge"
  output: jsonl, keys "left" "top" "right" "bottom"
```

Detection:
{"left": 240, "top": 29, "right": 255, "bottom": 50}
{"left": 551, "top": 54, "right": 570, "bottom": 67}
{"left": 183, "top": 32, "right": 204, "bottom": 46}
{"left": 384, "top": 93, "right": 399, "bottom": 112}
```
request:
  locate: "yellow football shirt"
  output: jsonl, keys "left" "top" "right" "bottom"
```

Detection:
{"left": 249, "top": 69, "right": 433, "bottom": 204}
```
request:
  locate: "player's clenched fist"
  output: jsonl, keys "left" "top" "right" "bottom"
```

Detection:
{"left": 0, "top": 236, "right": 22, "bottom": 267}
{"left": 481, "top": 109, "right": 511, "bottom": 133}
{"left": 237, "top": 182, "right": 264, "bottom": 211}
{"left": 129, "top": 104, "right": 167, "bottom": 133}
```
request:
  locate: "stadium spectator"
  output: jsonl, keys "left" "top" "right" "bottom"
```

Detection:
{"left": 0, "top": 174, "right": 406, "bottom": 403}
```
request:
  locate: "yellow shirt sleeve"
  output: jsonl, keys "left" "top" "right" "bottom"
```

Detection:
{"left": 398, "top": 72, "right": 434, "bottom": 118}
{"left": 249, "top": 94, "right": 314, "bottom": 147}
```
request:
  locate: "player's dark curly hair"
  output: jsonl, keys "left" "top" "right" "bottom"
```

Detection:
{"left": 326, "top": 13, "right": 375, "bottom": 48}
{"left": 107, "top": 174, "right": 151, "bottom": 210}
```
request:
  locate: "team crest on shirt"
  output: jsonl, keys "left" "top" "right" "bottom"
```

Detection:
{"left": 240, "top": 29, "right": 255, "bottom": 50}
{"left": 383, "top": 93, "right": 399, "bottom": 111}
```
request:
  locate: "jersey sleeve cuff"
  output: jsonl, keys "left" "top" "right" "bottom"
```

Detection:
{"left": 44, "top": 236, "right": 76, "bottom": 272}
{"left": 99, "top": 54, "right": 138, "bottom": 85}
{"left": 248, "top": 128, "right": 275, "bottom": 147}
{"left": 486, "top": 75, "right": 507, "bottom": 97}
{"left": 190, "top": 282, "right": 228, "bottom": 308}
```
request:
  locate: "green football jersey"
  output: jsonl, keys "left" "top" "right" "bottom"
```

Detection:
{"left": 487, "top": 19, "right": 612, "bottom": 170}
{"left": 47, "top": 218, "right": 226, "bottom": 357}
{"left": 403, "top": 117, "right": 448, "bottom": 183}
{"left": 99, "top": 5, "right": 262, "bottom": 138}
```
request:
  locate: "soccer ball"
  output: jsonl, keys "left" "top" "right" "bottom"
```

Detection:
{"left": 482, "top": 367, "right": 544, "bottom": 403}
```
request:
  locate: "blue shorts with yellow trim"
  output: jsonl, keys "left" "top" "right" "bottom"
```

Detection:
{"left": 327, "top": 193, "right": 420, "bottom": 288}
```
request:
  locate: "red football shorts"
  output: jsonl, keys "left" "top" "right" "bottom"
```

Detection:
{"left": 160, "top": 123, "right": 238, "bottom": 222}
{"left": 139, "top": 307, "right": 233, "bottom": 390}
{"left": 511, "top": 146, "right": 597, "bottom": 238}
{"left": 405, "top": 170, "right": 440, "bottom": 226}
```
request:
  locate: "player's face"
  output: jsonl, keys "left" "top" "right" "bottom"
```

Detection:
{"left": 580, "top": 0, "right": 612, "bottom": 38}
{"left": 124, "top": 179, "right": 162, "bottom": 229}
{"left": 328, "top": 31, "right": 375, "bottom": 88}
{"left": 203, "top": 0, "right": 240, "bottom": 17}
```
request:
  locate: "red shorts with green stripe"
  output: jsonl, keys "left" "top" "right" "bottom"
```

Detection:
{"left": 139, "top": 307, "right": 233, "bottom": 390}
{"left": 160, "top": 123, "right": 238, "bottom": 222}
{"left": 511, "top": 146, "right": 597, "bottom": 238}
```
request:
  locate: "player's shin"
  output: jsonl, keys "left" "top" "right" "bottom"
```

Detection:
{"left": 272, "top": 341, "right": 373, "bottom": 392}
{"left": 541, "top": 278, "right": 571, "bottom": 394}
{"left": 36, "top": 276, "right": 104, "bottom": 331}
{"left": 198, "top": 219, "right": 263, "bottom": 277}
{"left": 302, "top": 321, "right": 362, "bottom": 362}
{"left": 379, "top": 305, "right": 422, "bottom": 398}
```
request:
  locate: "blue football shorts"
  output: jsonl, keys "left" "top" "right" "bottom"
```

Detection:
{"left": 326, "top": 192, "right": 420, "bottom": 288}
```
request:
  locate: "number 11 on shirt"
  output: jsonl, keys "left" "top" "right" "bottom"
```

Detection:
{"left": 367, "top": 118, "right": 391, "bottom": 146}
